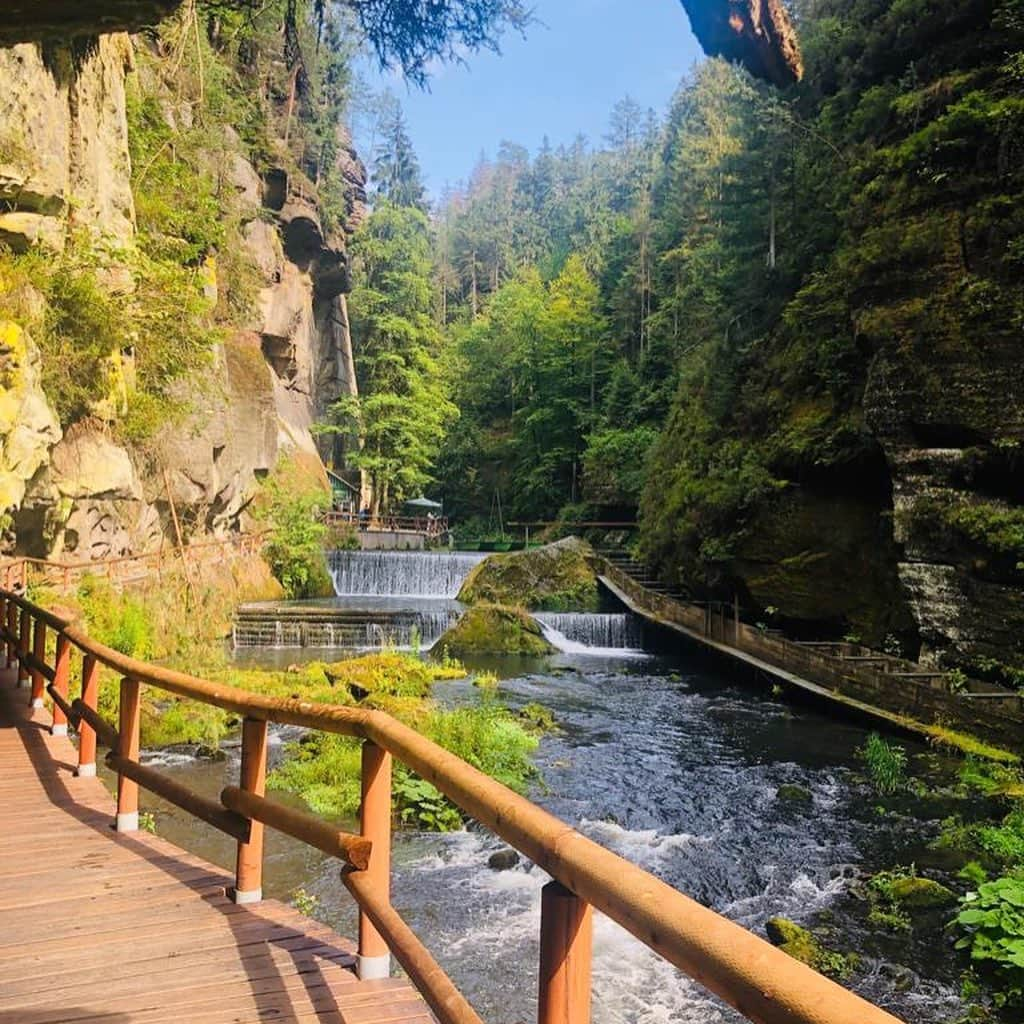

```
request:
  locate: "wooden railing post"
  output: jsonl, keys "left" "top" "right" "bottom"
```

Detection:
{"left": 358, "top": 740, "right": 392, "bottom": 980}
{"left": 50, "top": 633, "right": 71, "bottom": 735}
{"left": 17, "top": 607, "right": 30, "bottom": 688}
{"left": 5, "top": 597, "right": 16, "bottom": 667}
{"left": 233, "top": 716, "right": 268, "bottom": 904}
{"left": 537, "top": 882, "right": 593, "bottom": 1024}
{"left": 30, "top": 618, "right": 46, "bottom": 708}
{"left": 116, "top": 677, "right": 141, "bottom": 831}
{"left": 77, "top": 654, "right": 100, "bottom": 777}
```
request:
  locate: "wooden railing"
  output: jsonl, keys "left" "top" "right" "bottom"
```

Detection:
{"left": 0, "top": 586, "right": 903, "bottom": 1024}
{"left": 0, "top": 532, "right": 266, "bottom": 593}
{"left": 323, "top": 511, "right": 449, "bottom": 538}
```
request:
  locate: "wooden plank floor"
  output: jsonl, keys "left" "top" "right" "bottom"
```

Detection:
{"left": 0, "top": 668, "right": 433, "bottom": 1024}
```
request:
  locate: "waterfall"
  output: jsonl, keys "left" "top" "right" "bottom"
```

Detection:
{"left": 328, "top": 550, "right": 486, "bottom": 598}
{"left": 232, "top": 603, "right": 460, "bottom": 650}
{"left": 535, "top": 613, "right": 644, "bottom": 654}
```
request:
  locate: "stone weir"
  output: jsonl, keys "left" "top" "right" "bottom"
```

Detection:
{"left": 232, "top": 598, "right": 461, "bottom": 651}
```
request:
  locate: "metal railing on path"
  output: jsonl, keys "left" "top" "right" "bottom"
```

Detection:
{"left": 0, "top": 586, "right": 904, "bottom": 1024}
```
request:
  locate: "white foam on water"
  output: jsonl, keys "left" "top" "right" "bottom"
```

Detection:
{"left": 537, "top": 620, "right": 649, "bottom": 658}
{"left": 579, "top": 819, "right": 710, "bottom": 867}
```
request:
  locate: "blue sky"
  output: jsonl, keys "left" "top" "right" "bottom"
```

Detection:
{"left": 354, "top": 0, "right": 704, "bottom": 197}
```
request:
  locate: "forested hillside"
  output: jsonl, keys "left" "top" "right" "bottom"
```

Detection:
{"left": 381, "top": 0, "right": 1024, "bottom": 682}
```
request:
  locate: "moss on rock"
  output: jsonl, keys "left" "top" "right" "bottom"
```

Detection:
{"left": 437, "top": 604, "right": 555, "bottom": 655}
{"left": 765, "top": 917, "right": 858, "bottom": 979}
{"left": 886, "top": 876, "right": 957, "bottom": 908}
{"left": 458, "top": 537, "right": 599, "bottom": 611}
{"left": 776, "top": 783, "right": 814, "bottom": 805}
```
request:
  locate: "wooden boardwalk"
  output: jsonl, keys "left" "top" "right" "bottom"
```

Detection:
{"left": 0, "top": 670, "right": 432, "bottom": 1024}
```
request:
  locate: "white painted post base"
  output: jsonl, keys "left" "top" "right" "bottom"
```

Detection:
{"left": 51, "top": 723, "right": 68, "bottom": 737}
{"left": 31, "top": 697, "right": 43, "bottom": 709}
{"left": 17, "top": 676, "right": 30, "bottom": 689}
{"left": 232, "top": 887, "right": 263, "bottom": 905}
{"left": 357, "top": 954, "right": 391, "bottom": 981}
{"left": 116, "top": 811, "right": 139, "bottom": 833}
{"left": 76, "top": 763, "right": 97, "bottom": 778}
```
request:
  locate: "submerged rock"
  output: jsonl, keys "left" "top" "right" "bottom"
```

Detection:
{"left": 487, "top": 849, "right": 521, "bottom": 871}
{"left": 458, "top": 537, "right": 599, "bottom": 611}
{"left": 776, "top": 784, "right": 813, "bottom": 805}
{"left": 765, "top": 917, "right": 858, "bottom": 979}
{"left": 436, "top": 604, "right": 555, "bottom": 655}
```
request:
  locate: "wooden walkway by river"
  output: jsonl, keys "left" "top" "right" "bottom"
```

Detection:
{"left": 0, "top": 668, "right": 431, "bottom": 1024}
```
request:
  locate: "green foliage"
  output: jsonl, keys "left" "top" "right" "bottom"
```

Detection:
{"left": 256, "top": 462, "right": 333, "bottom": 599}
{"left": 76, "top": 575, "right": 154, "bottom": 660}
{"left": 860, "top": 732, "right": 908, "bottom": 795}
{"left": 270, "top": 678, "right": 541, "bottom": 829}
{"left": 330, "top": 201, "right": 457, "bottom": 510}
{"left": 394, "top": 773, "right": 463, "bottom": 830}
{"left": 291, "top": 887, "right": 319, "bottom": 917}
{"left": 956, "top": 876, "right": 1024, "bottom": 1006}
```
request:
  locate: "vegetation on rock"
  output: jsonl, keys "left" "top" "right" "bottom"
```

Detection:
{"left": 436, "top": 604, "right": 554, "bottom": 656}
{"left": 764, "top": 916, "right": 858, "bottom": 979}
{"left": 457, "top": 537, "right": 599, "bottom": 611}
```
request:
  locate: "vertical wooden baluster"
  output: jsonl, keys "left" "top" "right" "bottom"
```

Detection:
{"left": 537, "top": 882, "right": 593, "bottom": 1024}
{"left": 17, "top": 608, "right": 30, "bottom": 688}
{"left": 6, "top": 599, "right": 17, "bottom": 668}
{"left": 30, "top": 618, "right": 46, "bottom": 708}
{"left": 357, "top": 740, "right": 392, "bottom": 979}
{"left": 50, "top": 633, "right": 71, "bottom": 735}
{"left": 116, "top": 677, "right": 141, "bottom": 831}
{"left": 233, "top": 716, "right": 268, "bottom": 903}
{"left": 0, "top": 595, "right": 7, "bottom": 666}
{"left": 77, "top": 654, "right": 99, "bottom": 777}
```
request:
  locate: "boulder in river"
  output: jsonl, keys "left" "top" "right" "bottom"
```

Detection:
{"left": 458, "top": 537, "right": 599, "bottom": 611}
{"left": 487, "top": 849, "right": 521, "bottom": 871}
{"left": 436, "top": 604, "right": 555, "bottom": 655}
{"left": 776, "top": 784, "right": 814, "bottom": 805}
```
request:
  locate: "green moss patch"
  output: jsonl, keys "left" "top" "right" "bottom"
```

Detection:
{"left": 765, "top": 917, "right": 858, "bottom": 979}
{"left": 458, "top": 537, "right": 599, "bottom": 611}
{"left": 437, "top": 604, "right": 554, "bottom": 655}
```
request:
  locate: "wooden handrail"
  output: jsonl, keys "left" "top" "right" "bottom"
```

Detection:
{"left": 221, "top": 786, "right": 371, "bottom": 870}
{"left": 343, "top": 868, "right": 485, "bottom": 1024}
{"left": 107, "top": 752, "right": 252, "bottom": 843}
{"left": 3, "top": 587, "right": 904, "bottom": 1024}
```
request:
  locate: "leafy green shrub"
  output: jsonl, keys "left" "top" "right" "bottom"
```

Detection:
{"left": 859, "top": 732, "right": 907, "bottom": 794}
{"left": 257, "top": 462, "right": 333, "bottom": 599}
{"left": 77, "top": 575, "right": 154, "bottom": 659}
{"left": 394, "top": 773, "right": 462, "bottom": 831}
{"left": 956, "top": 876, "right": 1024, "bottom": 1007}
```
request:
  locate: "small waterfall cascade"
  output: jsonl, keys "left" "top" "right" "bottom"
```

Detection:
{"left": 232, "top": 602, "right": 460, "bottom": 650}
{"left": 328, "top": 550, "right": 486, "bottom": 598}
{"left": 534, "top": 612, "right": 644, "bottom": 654}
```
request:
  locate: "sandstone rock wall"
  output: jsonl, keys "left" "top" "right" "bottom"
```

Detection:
{"left": 0, "top": 30, "right": 366, "bottom": 559}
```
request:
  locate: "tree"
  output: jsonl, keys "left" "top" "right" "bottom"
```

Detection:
{"left": 331, "top": 200, "right": 457, "bottom": 512}
{"left": 371, "top": 95, "right": 427, "bottom": 210}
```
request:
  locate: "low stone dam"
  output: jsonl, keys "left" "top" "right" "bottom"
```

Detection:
{"left": 233, "top": 550, "right": 486, "bottom": 650}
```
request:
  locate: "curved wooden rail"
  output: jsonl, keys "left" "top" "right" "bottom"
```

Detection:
{"left": 0, "top": 587, "right": 904, "bottom": 1024}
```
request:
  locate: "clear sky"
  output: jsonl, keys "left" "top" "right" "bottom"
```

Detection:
{"left": 354, "top": 0, "right": 705, "bottom": 198}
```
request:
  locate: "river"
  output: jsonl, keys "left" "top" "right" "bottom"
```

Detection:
{"left": 116, "top": 550, "right": 969, "bottom": 1022}
{"left": 130, "top": 647, "right": 965, "bottom": 1024}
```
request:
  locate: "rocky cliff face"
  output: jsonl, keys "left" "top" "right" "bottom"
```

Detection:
{"left": 0, "top": 28, "right": 366, "bottom": 559}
